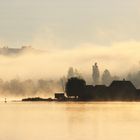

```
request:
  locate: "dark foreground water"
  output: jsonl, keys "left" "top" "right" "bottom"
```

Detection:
{"left": 0, "top": 102, "right": 140, "bottom": 140}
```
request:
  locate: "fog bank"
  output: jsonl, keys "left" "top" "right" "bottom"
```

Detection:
{"left": 0, "top": 40, "right": 139, "bottom": 80}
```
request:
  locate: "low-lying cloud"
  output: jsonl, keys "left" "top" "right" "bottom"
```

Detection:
{"left": 0, "top": 40, "right": 140, "bottom": 80}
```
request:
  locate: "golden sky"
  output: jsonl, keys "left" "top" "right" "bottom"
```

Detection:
{"left": 0, "top": 0, "right": 140, "bottom": 79}
{"left": 0, "top": 0, "right": 140, "bottom": 48}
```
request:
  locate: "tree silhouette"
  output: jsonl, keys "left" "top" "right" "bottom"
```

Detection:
{"left": 92, "top": 63, "right": 100, "bottom": 85}
{"left": 65, "top": 77, "right": 86, "bottom": 98}
{"left": 67, "top": 67, "right": 82, "bottom": 79}
{"left": 102, "top": 69, "right": 112, "bottom": 85}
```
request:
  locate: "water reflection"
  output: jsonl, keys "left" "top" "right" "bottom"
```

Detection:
{"left": 0, "top": 102, "right": 140, "bottom": 140}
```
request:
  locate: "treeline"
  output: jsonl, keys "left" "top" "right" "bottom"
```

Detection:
{"left": 60, "top": 64, "right": 120, "bottom": 89}
{"left": 1, "top": 63, "right": 140, "bottom": 97}
{"left": 61, "top": 63, "right": 140, "bottom": 89}
{"left": 92, "top": 63, "right": 140, "bottom": 88}
{"left": 92, "top": 63, "right": 119, "bottom": 85}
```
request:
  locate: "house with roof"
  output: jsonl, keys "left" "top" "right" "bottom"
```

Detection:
{"left": 84, "top": 80, "right": 139, "bottom": 101}
{"left": 108, "top": 80, "right": 137, "bottom": 101}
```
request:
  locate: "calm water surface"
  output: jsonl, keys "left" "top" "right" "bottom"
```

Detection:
{"left": 0, "top": 102, "right": 140, "bottom": 140}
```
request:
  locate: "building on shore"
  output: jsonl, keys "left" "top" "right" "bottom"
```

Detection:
{"left": 65, "top": 78, "right": 140, "bottom": 101}
{"left": 55, "top": 93, "right": 66, "bottom": 100}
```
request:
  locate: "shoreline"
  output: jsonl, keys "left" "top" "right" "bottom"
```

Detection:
{"left": 21, "top": 97, "right": 140, "bottom": 102}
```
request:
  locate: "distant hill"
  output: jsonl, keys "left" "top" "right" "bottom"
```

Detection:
{"left": 0, "top": 46, "right": 45, "bottom": 56}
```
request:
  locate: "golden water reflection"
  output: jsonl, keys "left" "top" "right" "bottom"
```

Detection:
{"left": 0, "top": 102, "right": 140, "bottom": 140}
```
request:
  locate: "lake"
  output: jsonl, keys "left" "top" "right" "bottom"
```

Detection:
{"left": 0, "top": 102, "right": 140, "bottom": 140}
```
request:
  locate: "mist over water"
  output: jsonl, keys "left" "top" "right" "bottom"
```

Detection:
{"left": 0, "top": 40, "right": 140, "bottom": 80}
{"left": 1, "top": 102, "right": 140, "bottom": 140}
{"left": 1, "top": 1, "right": 140, "bottom": 140}
{"left": 0, "top": 41, "right": 140, "bottom": 96}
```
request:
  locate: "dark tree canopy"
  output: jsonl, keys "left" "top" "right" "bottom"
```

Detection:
{"left": 65, "top": 77, "right": 86, "bottom": 98}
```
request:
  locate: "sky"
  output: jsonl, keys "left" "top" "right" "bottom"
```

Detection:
{"left": 0, "top": 0, "right": 140, "bottom": 48}
{"left": 0, "top": 0, "right": 140, "bottom": 80}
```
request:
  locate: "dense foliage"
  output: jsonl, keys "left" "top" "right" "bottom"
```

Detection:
{"left": 65, "top": 77, "right": 86, "bottom": 98}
